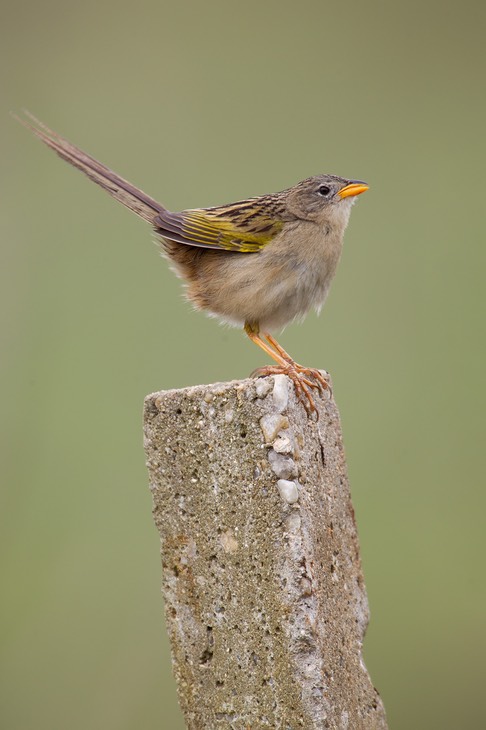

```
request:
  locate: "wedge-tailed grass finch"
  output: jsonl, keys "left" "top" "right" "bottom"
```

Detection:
{"left": 18, "top": 113, "right": 368, "bottom": 413}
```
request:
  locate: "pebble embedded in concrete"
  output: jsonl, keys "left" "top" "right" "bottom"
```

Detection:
{"left": 259, "top": 414, "right": 289, "bottom": 444}
{"left": 277, "top": 479, "right": 299, "bottom": 504}
{"left": 273, "top": 434, "right": 292, "bottom": 454}
{"left": 268, "top": 449, "right": 299, "bottom": 479}
{"left": 255, "top": 379, "right": 272, "bottom": 399}
{"left": 220, "top": 529, "right": 239, "bottom": 553}
{"left": 284, "top": 511, "right": 302, "bottom": 532}
{"left": 224, "top": 408, "right": 234, "bottom": 423}
{"left": 272, "top": 375, "right": 289, "bottom": 413}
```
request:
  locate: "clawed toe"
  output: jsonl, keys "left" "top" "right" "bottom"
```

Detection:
{"left": 296, "top": 367, "right": 332, "bottom": 397}
{"left": 250, "top": 363, "right": 331, "bottom": 416}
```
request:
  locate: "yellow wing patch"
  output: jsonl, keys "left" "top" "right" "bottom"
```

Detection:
{"left": 155, "top": 203, "right": 284, "bottom": 253}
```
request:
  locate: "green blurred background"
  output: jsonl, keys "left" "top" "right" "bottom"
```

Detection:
{"left": 1, "top": 1, "right": 485, "bottom": 727}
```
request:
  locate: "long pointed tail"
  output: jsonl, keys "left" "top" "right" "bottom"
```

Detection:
{"left": 15, "top": 111, "right": 165, "bottom": 224}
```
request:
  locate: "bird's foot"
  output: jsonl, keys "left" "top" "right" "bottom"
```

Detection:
{"left": 251, "top": 362, "right": 331, "bottom": 416}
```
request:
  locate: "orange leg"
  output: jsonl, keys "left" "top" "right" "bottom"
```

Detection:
{"left": 263, "top": 332, "right": 330, "bottom": 394}
{"left": 244, "top": 323, "right": 330, "bottom": 415}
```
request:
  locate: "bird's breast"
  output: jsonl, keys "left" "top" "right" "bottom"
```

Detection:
{"left": 255, "top": 221, "right": 343, "bottom": 328}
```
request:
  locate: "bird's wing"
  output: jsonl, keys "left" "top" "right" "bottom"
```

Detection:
{"left": 154, "top": 200, "right": 284, "bottom": 253}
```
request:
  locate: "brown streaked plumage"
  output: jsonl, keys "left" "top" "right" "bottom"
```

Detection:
{"left": 16, "top": 111, "right": 368, "bottom": 414}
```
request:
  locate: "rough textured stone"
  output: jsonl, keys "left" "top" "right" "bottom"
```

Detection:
{"left": 143, "top": 376, "right": 387, "bottom": 730}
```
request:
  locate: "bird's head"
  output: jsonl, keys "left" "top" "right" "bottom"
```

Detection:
{"left": 284, "top": 174, "right": 369, "bottom": 226}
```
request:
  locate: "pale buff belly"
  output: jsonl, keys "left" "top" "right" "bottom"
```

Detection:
{"left": 187, "top": 245, "right": 340, "bottom": 332}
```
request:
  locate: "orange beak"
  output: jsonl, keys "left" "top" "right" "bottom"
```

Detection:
{"left": 338, "top": 181, "right": 369, "bottom": 199}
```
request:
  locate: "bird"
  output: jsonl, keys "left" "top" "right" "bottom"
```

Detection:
{"left": 16, "top": 112, "right": 368, "bottom": 414}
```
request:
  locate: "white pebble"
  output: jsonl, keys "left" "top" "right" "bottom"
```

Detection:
{"left": 255, "top": 379, "right": 272, "bottom": 398}
{"left": 220, "top": 529, "right": 239, "bottom": 553}
{"left": 268, "top": 449, "right": 298, "bottom": 479}
{"left": 272, "top": 375, "right": 289, "bottom": 412}
{"left": 259, "top": 414, "right": 289, "bottom": 443}
{"left": 277, "top": 479, "right": 299, "bottom": 504}
{"left": 284, "top": 512, "right": 302, "bottom": 532}
{"left": 273, "top": 434, "right": 292, "bottom": 454}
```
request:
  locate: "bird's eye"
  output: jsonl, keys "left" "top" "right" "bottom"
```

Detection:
{"left": 317, "top": 185, "right": 331, "bottom": 196}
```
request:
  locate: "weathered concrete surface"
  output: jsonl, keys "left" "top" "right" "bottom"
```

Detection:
{"left": 144, "top": 376, "right": 387, "bottom": 730}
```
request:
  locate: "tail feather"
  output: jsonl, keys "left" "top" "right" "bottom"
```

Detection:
{"left": 15, "top": 111, "right": 165, "bottom": 224}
